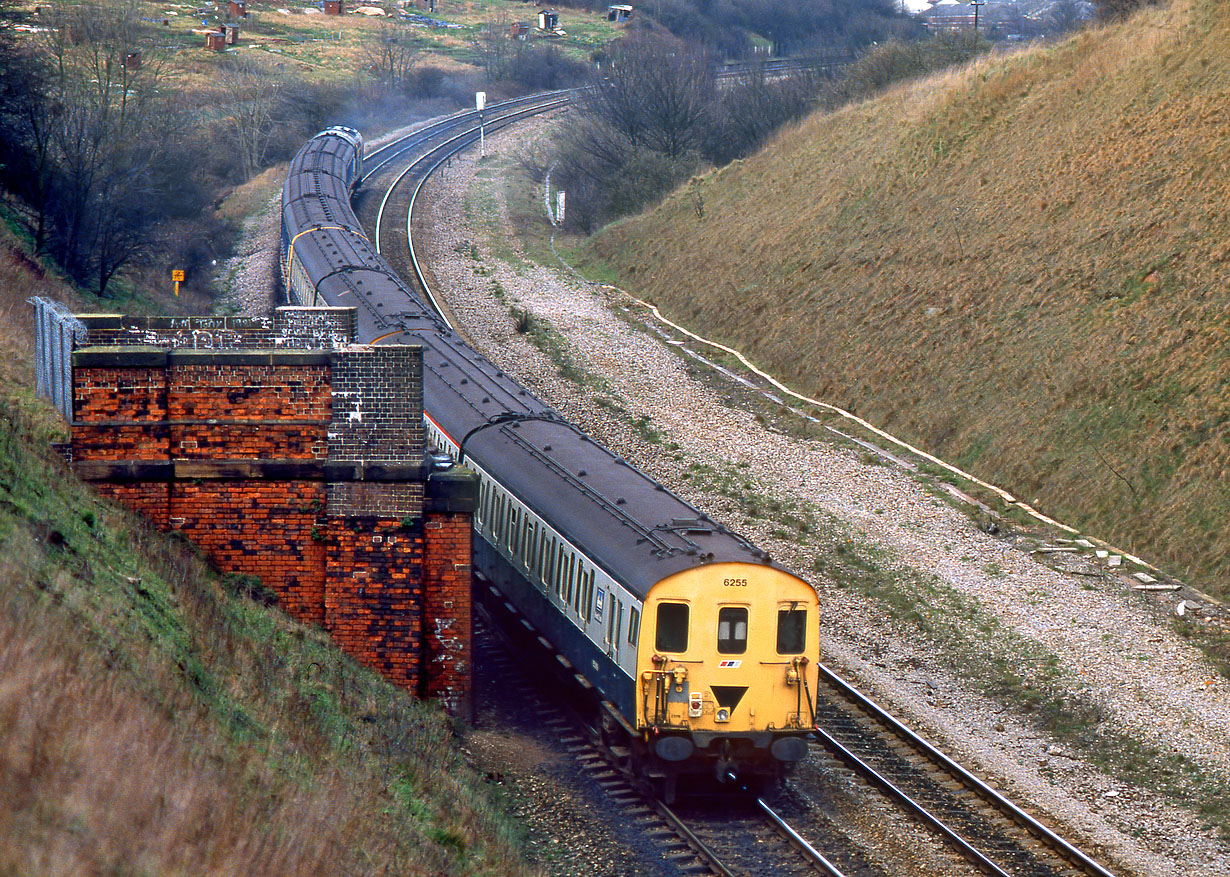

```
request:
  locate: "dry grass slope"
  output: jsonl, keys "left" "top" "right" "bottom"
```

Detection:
{"left": 587, "top": 0, "right": 1230, "bottom": 598}
{"left": 0, "top": 229, "right": 530, "bottom": 874}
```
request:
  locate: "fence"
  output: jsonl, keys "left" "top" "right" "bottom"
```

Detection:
{"left": 30, "top": 297, "right": 85, "bottom": 421}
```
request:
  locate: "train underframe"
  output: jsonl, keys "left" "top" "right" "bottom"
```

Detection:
{"left": 597, "top": 702, "right": 810, "bottom": 801}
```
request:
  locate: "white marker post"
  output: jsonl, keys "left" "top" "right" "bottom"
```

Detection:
{"left": 556, "top": 190, "right": 565, "bottom": 225}
{"left": 475, "top": 91, "right": 486, "bottom": 157}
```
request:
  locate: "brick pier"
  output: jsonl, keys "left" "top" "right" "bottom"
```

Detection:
{"left": 63, "top": 309, "right": 474, "bottom": 717}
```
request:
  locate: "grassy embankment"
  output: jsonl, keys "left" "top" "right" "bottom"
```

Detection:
{"left": 0, "top": 232, "right": 530, "bottom": 872}
{"left": 581, "top": 0, "right": 1230, "bottom": 601}
{"left": 461, "top": 140, "right": 1230, "bottom": 840}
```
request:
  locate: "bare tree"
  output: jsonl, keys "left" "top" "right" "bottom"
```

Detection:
{"left": 0, "top": 8, "right": 56, "bottom": 254}
{"left": 581, "top": 35, "right": 715, "bottom": 158}
{"left": 34, "top": 1, "right": 183, "bottom": 294}
{"left": 554, "top": 35, "right": 716, "bottom": 230}
{"left": 364, "top": 18, "right": 420, "bottom": 92}
{"left": 709, "top": 63, "right": 818, "bottom": 163}
{"left": 1094, "top": 0, "right": 1159, "bottom": 21}
{"left": 1048, "top": 0, "right": 1087, "bottom": 31}
{"left": 217, "top": 56, "right": 283, "bottom": 180}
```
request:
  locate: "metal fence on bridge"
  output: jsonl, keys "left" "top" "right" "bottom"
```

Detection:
{"left": 30, "top": 297, "right": 85, "bottom": 422}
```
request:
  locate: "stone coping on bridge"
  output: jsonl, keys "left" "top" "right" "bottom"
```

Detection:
{"left": 72, "top": 347, "right": 339, "bottom": 368}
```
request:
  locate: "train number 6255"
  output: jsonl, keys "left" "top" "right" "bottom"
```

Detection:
{"left": 722, "top": 578, "right": 749, "bottom": 587}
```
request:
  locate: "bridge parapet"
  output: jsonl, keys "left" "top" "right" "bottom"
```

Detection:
{"left": 40, "top": 303, "right": 473, "bottom": 716}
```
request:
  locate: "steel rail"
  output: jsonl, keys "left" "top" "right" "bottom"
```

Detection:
{"left": 373, "top": 97, "right": 570, "bottom": 252}
{"left": 653, "top": 801, "right": 737, "bottom": 877}
{"left": 399, "top": 98, "right": 570, "bottom": 326}
{"left": 814, "top": 661, "right": 1117, "bottom": 877}
{"left": 360, "top": 90, "right": 574, "bottom": 181}
{"left": 756, "top": 798, "right": 847, "bottom": 877}
{"left": 813, "top": 724, "right": 1013, "bottom": 877}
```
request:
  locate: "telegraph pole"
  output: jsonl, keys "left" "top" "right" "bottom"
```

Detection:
{"left": 970, "top": 0, "right": 985, "bottom": 34}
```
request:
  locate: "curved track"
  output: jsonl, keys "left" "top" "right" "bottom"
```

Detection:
{"left": 353, "top": 92, "right": 571, "bottom": 331}
{"left": 352, "top": 99, "right": 1120, "bottom": 877}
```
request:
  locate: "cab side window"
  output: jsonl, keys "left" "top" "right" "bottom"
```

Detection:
{"left": 776, "top": 608, "right": 807, "bottom": 654}
{"left": 655, "top": 603, "right": 689, "bottom": 652}
{"left": 717, "top": 607, "right": 748, "bottom": 654}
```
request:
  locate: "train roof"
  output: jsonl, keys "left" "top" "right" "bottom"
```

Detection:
{"left": 416, "top": 327, "right": 775, "bottom": 597}
{"left": 283, "top": 130, "right": 782, "bottom": 600}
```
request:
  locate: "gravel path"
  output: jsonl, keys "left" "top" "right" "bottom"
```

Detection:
{"left": 230, "top": 118, "right": 1230, "bottom": 875}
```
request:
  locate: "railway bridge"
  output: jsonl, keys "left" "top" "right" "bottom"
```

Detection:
{"left": 32, "top": 299, "right": 477, "bottom": 717}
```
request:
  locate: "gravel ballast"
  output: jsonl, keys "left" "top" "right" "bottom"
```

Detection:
{"left": 236, "top": 119, "right": 1230, "bottom": 875}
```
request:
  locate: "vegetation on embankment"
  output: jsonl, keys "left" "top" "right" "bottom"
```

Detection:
{"left": 584, "top": 0, "right": 1230, "bottom": 600}
{"left": 0, "top": 243, "right": 529, "bottom": 874}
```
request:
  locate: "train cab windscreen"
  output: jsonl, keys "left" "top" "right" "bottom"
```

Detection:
{"left": 655, "top": 603, "right": 689, "bottom": 652}
{"left": 776, "top": 608, "right": 807, "bottom": 654}
{"left": 717, "top": 607, "right": 748, "bottom": 654}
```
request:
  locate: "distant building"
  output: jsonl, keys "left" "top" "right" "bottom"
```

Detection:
{"left": 922, "top": 0, "right": 976, "bottom": 31}
{"left": 607, "top": 4, "right": 632, "bottom": 22}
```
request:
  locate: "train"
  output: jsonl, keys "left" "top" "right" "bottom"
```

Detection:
{"left": 281, "top": 125, "right": 820, "bottom": 798}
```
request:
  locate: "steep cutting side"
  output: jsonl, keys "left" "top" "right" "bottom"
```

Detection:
{"left": 587, "top": 0, "right": 1230, "bottom": 598}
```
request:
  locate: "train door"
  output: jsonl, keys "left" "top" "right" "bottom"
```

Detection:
{"left": 606, "top": 598, "right": 623, "bottom": 661}
{"left": 643, "top": 600, "right": 690, "bottom": 728}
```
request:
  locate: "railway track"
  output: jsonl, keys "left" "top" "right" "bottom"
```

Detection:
{"left": 354, "top": 100, "right": 1120, "bottom": 877}
{"left": 352, "top": 91, "right": 571, "bottom": 332}
{"left": 477, "top": 581, "right": 860, "bottom": 875}
{"left": 808, "top": 664, "right": 1116, "bottom": 877}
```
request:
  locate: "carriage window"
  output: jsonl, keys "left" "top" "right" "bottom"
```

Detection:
{"left": 523, "top": 521, "right": 536, "bottom": 568}
{"left": 628, "top": 607, "right": 640, "bottom": 645}
{"left": 582, "top": 569, "right": 595, "bottom": 621}
{"left": 506, "top": 506, "right": 519, "bottom": 551}
{"left": 717, "top": 607, "right": 748, "bottom": 654}
{"left": 655, "top": 603, "right": 689, "bottom": 652}
{"left": 777, "top": 608, "right": 807, "bottom": 655}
